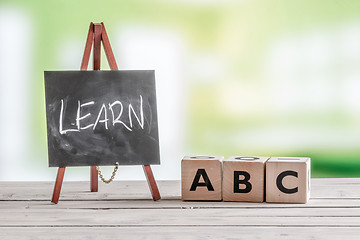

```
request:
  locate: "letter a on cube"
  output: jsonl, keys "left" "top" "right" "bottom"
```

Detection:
{"left": 266, "top": 157, "right": 311, "bottom": 203}
{"left": 181, "top": 156, "right": 223, "bottom": 201}
{"left": 223, "top": 156, "right": 269, "bottom": 202}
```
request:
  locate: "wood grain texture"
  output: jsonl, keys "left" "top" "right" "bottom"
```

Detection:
{"left": 93, "top": 23, "right": 102, "bottom": 70}
{"left": 223, "top": 156, "right": 269, "bottom": 202}
{"left": 181, "top": 156, "right": 223, "bottom": 201}
{"left": 3, "top": 179, "right": 360, "bottom": 201}
{"left": 266, "top": 157, "right": 310, "bottom": 203}
{"left": 2, "top": 209, "right": 360, "bottom": 226}
{"left": 3, "top": 198, "right": 360, "bottom": 210}
{"left": 0, "top": 179, "right": 360, "bottom": 239}
{"left": 1, "top": 227, "right": 360, "bottom": 240}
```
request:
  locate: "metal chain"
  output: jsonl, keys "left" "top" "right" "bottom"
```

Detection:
{"left": 96, "top": 162, "right": 119, "bottom": 184}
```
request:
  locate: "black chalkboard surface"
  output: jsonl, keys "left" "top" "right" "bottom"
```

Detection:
{"left": 44, "top": 70, "right": 160, "bottom": 167}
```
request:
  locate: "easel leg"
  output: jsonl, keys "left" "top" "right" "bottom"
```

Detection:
{"left": 91, "top": 166, "right": 98, "bottom": 192}
{"left": 51, "top": 167, "right": 66, "bottom": 204}
{"left": 80, "top": 22, "right": 94, "bottom": 70}
{"left": 93, "top": 23, "right": 102, "bottom": 70}
{"left": 143, "top": 165, "right": 161, "bottom": 201}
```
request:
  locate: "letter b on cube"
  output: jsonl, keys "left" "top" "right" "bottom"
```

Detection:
{"left": 181, "top": 156, "right": 223, "bottom": 201}
{"left": 223, "top": 156, "right": 269, "bottom": 202}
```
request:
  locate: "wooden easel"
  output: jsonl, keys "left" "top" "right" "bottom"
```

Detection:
{"left": 51, "top": 22, "right": 161, "bottom": 204}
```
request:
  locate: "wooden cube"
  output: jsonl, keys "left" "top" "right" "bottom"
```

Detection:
{"left": 223, "top": 156, "right": 269, "bottom": 202}
{"left": 181, "top": 156, "right": 223, "bottom": 201}
{"left": 266, "top": 157, "right": 311, "bottom": 203}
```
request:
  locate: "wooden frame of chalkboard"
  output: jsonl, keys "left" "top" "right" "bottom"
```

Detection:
{"left": 48, "top": 22, "right": 161, "bottom": 204}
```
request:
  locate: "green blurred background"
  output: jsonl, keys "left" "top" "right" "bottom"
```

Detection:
{"left": 1, "top": 0, "right": 360, "bottom": 180}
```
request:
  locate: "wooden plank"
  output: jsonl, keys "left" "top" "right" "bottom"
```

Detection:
{"left": 311, "top": 178, "right": 360, "bottom": 184}
{"left": 0, "top": 181, "right": 172, "bottom": 201}
{"left": 2, "top": 198, "right": 360, "bottom": 210}
{"left": 1, "top": 227, "right": 360, "bottom": 240}
{"left": 1, "top": 206, "right": 360, "bottom": 217}
{"left": 1, "top": 208, "right": 360, "bottom": 226}
{"left": 1, "top": 179, "right": 360, "bottom": 201}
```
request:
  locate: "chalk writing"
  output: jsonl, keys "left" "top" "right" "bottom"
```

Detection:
{"left": 59, "top": 95, "right": 144, "bottom": 134}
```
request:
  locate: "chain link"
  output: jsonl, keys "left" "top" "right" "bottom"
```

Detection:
{"left": 96, "top": 162, "right": 119, "bottom": 184}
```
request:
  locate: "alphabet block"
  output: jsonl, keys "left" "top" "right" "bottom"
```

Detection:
{"left": 223, "top": 156, "right": 269, "bottom": 202}
{"left": 266, "top": 157, "right": 311, "bottom": 203}
{"left": 181, "top": 156, "right": 223, "bottom": 201}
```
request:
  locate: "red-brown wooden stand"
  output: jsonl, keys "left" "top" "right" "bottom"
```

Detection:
{"left": 51, "top": 22, "right": 161, "bottom": 204}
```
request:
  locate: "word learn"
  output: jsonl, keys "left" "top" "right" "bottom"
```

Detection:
{"left": 59, "top": 95, "right": 144, "bottom": 134}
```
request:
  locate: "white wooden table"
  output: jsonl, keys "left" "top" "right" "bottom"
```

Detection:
{"left": 0, "top": 178, "right": 359, "bottom": 239}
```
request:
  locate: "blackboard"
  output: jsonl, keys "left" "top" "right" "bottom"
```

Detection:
{"left": 44, "top": 70, "right": 160, "bottom": 167}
